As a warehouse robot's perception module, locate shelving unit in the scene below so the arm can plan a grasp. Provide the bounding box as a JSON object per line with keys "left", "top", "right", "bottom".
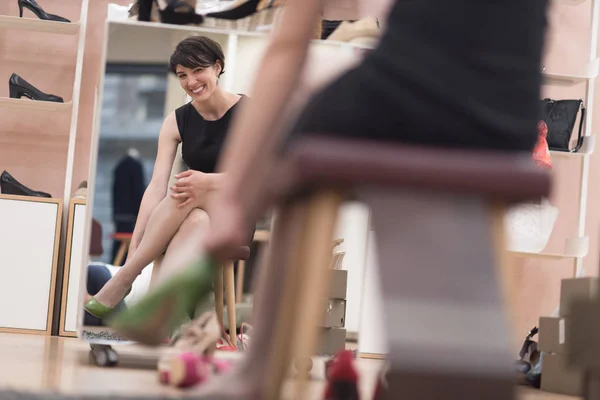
{"left": 509, "top": 0, "right": 599, "bottom": 270}
{"left": 0, "top": 15, "right": 81, "bottom": 34}
{"left": 0, "top": 1, "right": 90, "bottom": 336}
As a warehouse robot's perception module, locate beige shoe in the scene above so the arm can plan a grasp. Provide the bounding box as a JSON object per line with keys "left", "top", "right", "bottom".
{"left": 73, "top": 180, "right": 87, "bottom": 199}
{"left": 327, "top": 17, "right": 381, "bottom": 47}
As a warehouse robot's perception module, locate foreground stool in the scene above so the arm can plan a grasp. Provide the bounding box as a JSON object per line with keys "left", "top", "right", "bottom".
{"left": 214, "top": 245, "right": 251, "bottom": 348}
{"left": 262, "top": 137, "right": 551, "bottom": 400}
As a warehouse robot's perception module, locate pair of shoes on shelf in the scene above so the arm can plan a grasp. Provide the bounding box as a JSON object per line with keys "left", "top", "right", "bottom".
{"left": 133, "top": 0, "right": 203, "bottom": 25}
{"left": 18, "top": 0, "right": 70, "bottom": 23}
{"left": 327, "top": 17, "right": 381, "bottom": 47}
{"left": 0, "top": 170, "right": 51, "bottom": 198}
{"left": 201, "top": 0, "right": 286, "bottom": 32}
{"left": 9, "top": 73, "right": 64, "bottom": 103}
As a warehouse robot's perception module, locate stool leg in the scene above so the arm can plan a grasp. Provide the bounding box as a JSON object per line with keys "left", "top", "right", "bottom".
{"left": 491, "top": 203, "right": 519, "bottom": 351}
{"left": 265, "top": 190, "right": 344, "bottom": 400}
{"left": 225, "top": 261, "right": 237, "bottom": 347}
{"left": 236, "top": 260, "right": 246, "bottom": 303}
{"left": 215, "top": 264, "right": 224, "bottom": 327}
{"left": 361, "top": 188, "right": 515, "bottom": 400}
{"left": 113, "top": 241, "right": 128, "bottom": 266}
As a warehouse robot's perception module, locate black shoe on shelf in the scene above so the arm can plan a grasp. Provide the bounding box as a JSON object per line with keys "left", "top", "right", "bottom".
{"left": 0, "top": 171, "right": 52, "bottom": 198}
{"left": 9, "top": 73, "right": 64, "bottom": 103}
{"left": 18, "top": 0, "right": 71, "bottom": 23}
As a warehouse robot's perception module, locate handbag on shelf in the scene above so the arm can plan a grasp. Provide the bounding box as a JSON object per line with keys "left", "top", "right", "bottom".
{"left": 540, "top": 98, "right": 586, "bottom": 153}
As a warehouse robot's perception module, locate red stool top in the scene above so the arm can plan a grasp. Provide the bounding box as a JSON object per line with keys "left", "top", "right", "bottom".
{"left": 111, "top": 232, "right": 133, "bottom": 240}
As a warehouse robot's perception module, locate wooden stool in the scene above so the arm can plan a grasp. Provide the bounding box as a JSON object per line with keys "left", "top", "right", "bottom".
{"left": 215, "top": 245, "right": 251, "bottom": 348}
{"left": 262, "top": 137, "right": 551, "bottom": 400}
{"left": 110, "top": 232, "right": 132, "bottom": 266}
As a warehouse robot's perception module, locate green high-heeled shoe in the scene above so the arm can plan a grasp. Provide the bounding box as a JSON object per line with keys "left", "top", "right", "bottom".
{"left": 109, "top": 255, "right": 216, "bottom": 346}
{"left": 84, "top": 287, "right": 132, "bottom": 320}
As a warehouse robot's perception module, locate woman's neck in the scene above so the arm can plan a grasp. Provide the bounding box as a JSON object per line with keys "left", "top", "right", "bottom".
{"left": 192, "top": 88, "right": 241, "bottom": 121}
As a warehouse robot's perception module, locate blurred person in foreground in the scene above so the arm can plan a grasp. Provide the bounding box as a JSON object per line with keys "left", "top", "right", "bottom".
{"left": 120, "top": 0, "right": 550, "bottom": 397}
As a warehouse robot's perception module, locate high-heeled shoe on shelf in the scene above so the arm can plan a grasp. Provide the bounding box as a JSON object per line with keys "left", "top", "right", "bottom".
{"left": 201, "top": 0, "right": 286, "bottom": 31}
{"left": 134, "top": 0, "right": 203, "bottom": 25}
{"left": 0, "top": 170, "right": 51, "bottom": 198}
{"left": 109, "top": 255, "right": 217, "bottom": 346}
{"left": 18, "top": 0, "right": 70, "bottom": 23}
{"left": 9, "top": 73, "right": 64, "bottom": 103}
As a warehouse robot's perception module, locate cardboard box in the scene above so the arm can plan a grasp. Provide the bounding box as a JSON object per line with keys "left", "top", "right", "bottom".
{"left": 566, "top": 298, "right": 600, "bottom": 369}
{"left": 560, "top": 278, "right": 600, "bottom": 316}
{"left": 326, "top": 269, "right": 348, "bottom": 299}
{"left": 318, "top": 328, "right": 346, "bottom": 356}
{"left": 539, "top": 316, "right": 568, "bottom": 354}
{"left": 541, "top": 353, "right": 583, "bottom": 396}
{"left": 321, "top": 299, "right": 346, "bottom": 328}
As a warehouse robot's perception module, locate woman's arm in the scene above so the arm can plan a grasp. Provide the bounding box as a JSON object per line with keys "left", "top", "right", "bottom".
{"left": 215, "top": 0, "right": 326, "bottom": 201}
{"left": 127, "top": 112, "right": 180, "bottom": 256}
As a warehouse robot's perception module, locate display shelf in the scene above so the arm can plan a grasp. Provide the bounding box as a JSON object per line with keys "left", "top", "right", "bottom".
{"left": 557, "top": 0, "right": 587, "bottom": 5}
{"left": 543, "top": 59, "right": 599, "bottom": 84}
{"left": 550, "top": 135, "right": 596, "bottom": 157}
{"left": 0, "top": 97, "right": 72, "bottom": 112}
{"left": 0, "top": 15, "right": 80, "bottom": 35}
{"left": 509, "top": 236, "right": 589, "bottom": 260}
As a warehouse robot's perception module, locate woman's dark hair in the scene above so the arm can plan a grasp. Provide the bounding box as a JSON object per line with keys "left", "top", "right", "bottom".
{"left": 169, "top": 36, "right": 226, "bottom": 76}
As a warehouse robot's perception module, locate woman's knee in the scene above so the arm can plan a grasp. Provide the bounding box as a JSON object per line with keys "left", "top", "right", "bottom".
{"left": 180, "top": 208, "right": 210, "bottom": 233}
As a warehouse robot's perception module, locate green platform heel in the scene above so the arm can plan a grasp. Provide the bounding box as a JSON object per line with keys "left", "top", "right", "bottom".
{"left": 84, "top": 287, "right": 132, "bottom": 320}
{"left": 110, "top": 256, "right": 216, "bottom": 346}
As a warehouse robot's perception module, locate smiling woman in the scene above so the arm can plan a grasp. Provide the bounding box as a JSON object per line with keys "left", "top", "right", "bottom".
{"left": 83, "top": 36, "right": 250, "bottom": 322}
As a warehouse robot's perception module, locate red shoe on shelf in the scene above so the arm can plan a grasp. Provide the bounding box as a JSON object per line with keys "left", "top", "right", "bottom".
{"left": 323, "top": 350, "right": 360, "bottom": 400}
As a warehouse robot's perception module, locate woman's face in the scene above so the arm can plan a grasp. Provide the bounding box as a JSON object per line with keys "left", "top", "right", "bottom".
{"left": 175, "top": 62, "right": 221, "bottom": 102}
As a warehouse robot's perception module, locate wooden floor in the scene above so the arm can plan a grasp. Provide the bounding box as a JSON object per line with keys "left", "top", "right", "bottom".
{"left": 0, "top": 333, "right": 580, "bottom": 399}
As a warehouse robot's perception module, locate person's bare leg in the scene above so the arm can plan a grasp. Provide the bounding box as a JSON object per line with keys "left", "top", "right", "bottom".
{"left": 92, "top": 195, "right": 199, "bottom": 309}
{"left": 195, "top": 201, "right": 306, "bottom": 399}
{"left": 155, "top": 208, "right": 211, "bottom": 285}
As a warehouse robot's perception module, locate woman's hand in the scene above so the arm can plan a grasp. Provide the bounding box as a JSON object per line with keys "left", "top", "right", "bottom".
{"left": 170, "top": 170, "right": 211, "bottom": 209}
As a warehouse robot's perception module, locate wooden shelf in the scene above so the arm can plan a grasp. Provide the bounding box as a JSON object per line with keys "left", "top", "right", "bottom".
{"left": 0, "top": 97, "right": 72, "bottom": 112}
{"left": 550, "top": 135, "right": 596, "bottom": 157}
{"left": 509, "top": 236, "right": 589, "bottom": 260}
{"left": 0, "top": 15, "right": 80, "bottom": 35}
{"left": 543, "top": 59, "right": 599, "bottom": 84}
{"left": 555, "top": 0, "right": 587, "bottom": 5}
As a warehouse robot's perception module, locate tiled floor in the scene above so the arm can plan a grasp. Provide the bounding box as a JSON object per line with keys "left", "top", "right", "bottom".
{"left": 0, "top": 333, "right": 580, "bottom": 399}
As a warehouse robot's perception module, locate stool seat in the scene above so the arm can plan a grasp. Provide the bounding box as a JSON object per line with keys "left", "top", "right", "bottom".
{"left": 277, "top": 137, "right": 551, "bottom": 203}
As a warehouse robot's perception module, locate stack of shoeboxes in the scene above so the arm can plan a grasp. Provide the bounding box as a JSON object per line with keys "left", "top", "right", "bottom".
{"left": 539, "top": 277, "right": 598, "bottom": 396}
{"left": 318, "top": 250, "right": 348, "bottom": 356}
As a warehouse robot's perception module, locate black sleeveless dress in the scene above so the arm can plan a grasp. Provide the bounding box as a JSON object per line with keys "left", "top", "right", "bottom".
{"left": 174, "top": 95, "right": 256, "bottom": 244}
{"left": 288, "top": 0, "right": 548, "bottom": 153}
{"left": 175, "top": 95, "right": 247, "bottom": 173}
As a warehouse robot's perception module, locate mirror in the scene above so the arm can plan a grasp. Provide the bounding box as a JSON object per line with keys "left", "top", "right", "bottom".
{"left": 72, "top": 18, "right": 370, "bottom": 356}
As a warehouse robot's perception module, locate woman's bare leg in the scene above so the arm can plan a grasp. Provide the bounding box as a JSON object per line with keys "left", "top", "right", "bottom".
{"left": 91, "top": 195, "right": 199, "bottom": 309}
{"left": 155, "top": 208, "right": 211, "bottom": 285}
{"left": 195, "top": 201, "right": 307, "bottom": 399}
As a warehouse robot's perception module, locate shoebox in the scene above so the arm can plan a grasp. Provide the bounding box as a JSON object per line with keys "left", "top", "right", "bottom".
{"left": 318, "top": 328, "right": 347, "bottom": 356}
{"left": 566, "top": 297, "right": 600, "bottom": 369}
{"left": 539, "top": 316, "right": 568, "bottom": 354}
{"left": 321, "top": 299, "right": 346, "bottom": 328}
{"left": 540, "top": 353, "right": 583, "bottom": 396}
{"left": 326, "top": 269, "right": 348, "bottom": 300}
{"left": 560, "top": 278, "right": 600, "bottom": 316}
